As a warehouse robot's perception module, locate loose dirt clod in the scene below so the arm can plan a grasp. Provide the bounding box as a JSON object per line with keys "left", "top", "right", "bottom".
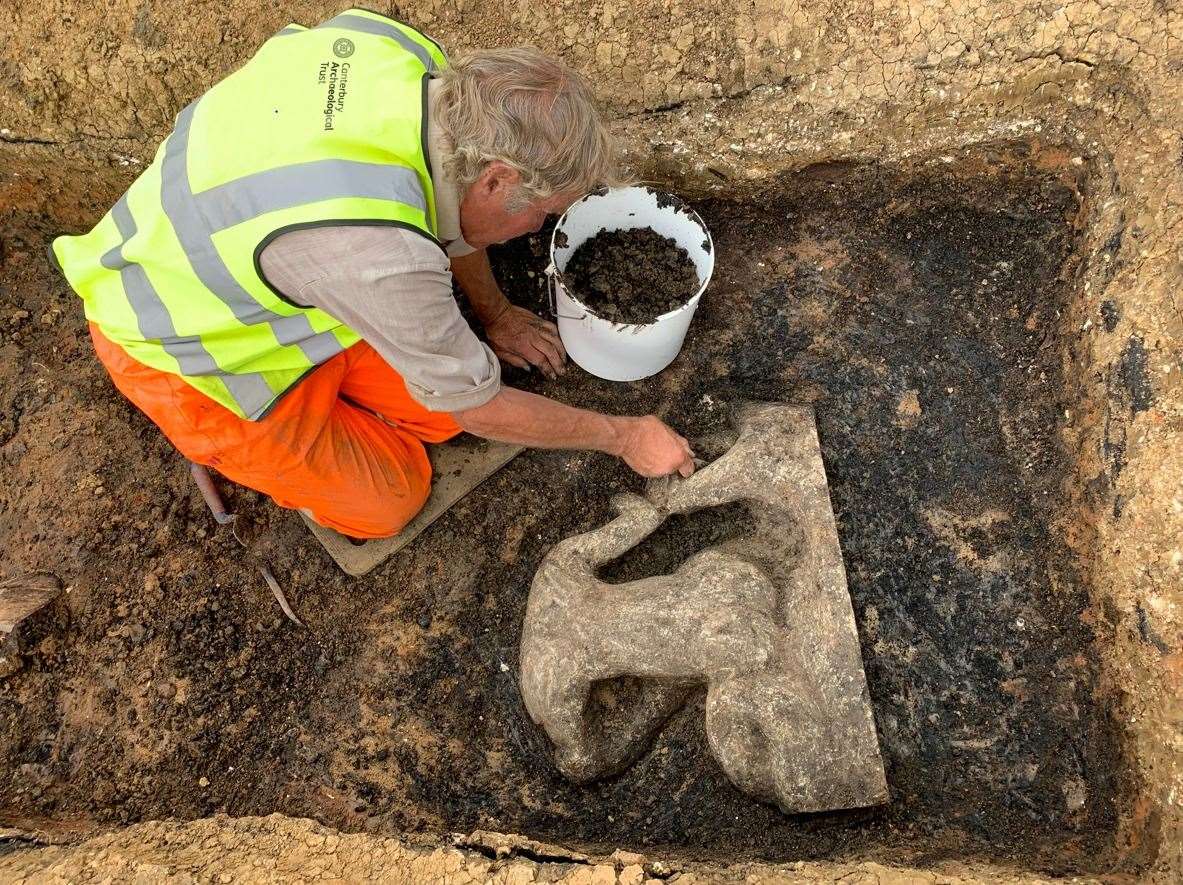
{"left": 563, "top": 227, "right": 700, "bottom": 324}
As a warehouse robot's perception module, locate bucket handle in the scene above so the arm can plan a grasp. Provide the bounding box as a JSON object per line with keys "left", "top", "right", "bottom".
{"left": 544, "top": 263, "right": 586, "bottom": 321}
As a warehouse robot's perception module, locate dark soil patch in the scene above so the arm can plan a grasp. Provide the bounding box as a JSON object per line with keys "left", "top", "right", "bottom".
{"left": 563, "top": 227, "right": 700, "bottom": 324}
{"left": 1117, "top": 335, "right": 1153, "bottom": 414}
{"left": 0, "top": 140, "right": 1123, "bottom": 874}
{"left": 596, "top": 500, "right": 755, "bottom": 584}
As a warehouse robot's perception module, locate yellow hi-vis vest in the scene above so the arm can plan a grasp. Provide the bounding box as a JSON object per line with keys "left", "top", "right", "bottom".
{"left": 51, "top": 9, "right": 447, "bottom": 420}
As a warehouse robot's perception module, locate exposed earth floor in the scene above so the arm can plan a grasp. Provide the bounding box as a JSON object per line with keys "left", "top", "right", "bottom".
{"left": 0, "top": 141, "right": 1127, "bottom": 876}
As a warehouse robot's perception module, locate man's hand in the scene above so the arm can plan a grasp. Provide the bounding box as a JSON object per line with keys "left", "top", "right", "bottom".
{"left": 616, "top": 415, "right": 696, "bottom": 478}
{"left": 451, "top": 388, "right": 696, "bottom": 479}
{"left": 449, "top": 250, "right": 567, "bottom": 379}
{"left": 485, "top": 305, "right": 567, "bottom": 379}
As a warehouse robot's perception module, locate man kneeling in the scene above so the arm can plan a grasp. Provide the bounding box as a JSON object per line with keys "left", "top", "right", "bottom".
{"left": 52, "top": 9, "right": 695, "bottom": 539}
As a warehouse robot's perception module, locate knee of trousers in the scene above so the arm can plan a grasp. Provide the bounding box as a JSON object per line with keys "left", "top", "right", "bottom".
{"left": 353, "top": 461, "right": 433, "bottom": 538}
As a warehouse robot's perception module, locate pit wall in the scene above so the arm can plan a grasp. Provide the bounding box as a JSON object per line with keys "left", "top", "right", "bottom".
{"left": 1, "top": 1, "right": 1179, "bottom": 882}
{"left": 0, "top": 814, "right": 1122, "bottom": 884}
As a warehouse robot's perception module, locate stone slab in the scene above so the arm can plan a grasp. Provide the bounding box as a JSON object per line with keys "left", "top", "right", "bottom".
{"left": 0, "top": 576, "right": 60, "bottom": 634}
{"left": 520, "top": 403, "right": 888, "bottom": 814}
{"left": 303, "top": 435, "right": 523, "bottom": 576}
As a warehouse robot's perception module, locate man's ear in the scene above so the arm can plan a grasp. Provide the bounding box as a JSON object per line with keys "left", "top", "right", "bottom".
{"left": 482, "top": 161, "right": 522, "bottom": 196}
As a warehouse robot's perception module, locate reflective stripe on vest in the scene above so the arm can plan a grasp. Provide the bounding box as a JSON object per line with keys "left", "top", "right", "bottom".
{"left": 52, "top": 9, "right": 447, "bottom": 420}
{"left": 311, "top": 13, "right": 442, "bottom": 72}
{"left": 99, "top": 194, "right": 277, "bottom": 408}
{"left": 163, "top": 99, "right": 350, "bottom": 370}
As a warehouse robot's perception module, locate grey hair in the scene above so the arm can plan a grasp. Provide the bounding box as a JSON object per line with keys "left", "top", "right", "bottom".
{"left": 432, "top": 47, "right": 625, "bottom": 204}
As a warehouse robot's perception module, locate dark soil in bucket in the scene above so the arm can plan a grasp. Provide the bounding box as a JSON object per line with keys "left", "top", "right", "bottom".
{"left": 563, "top": 227, "right": 700, "bottom": 324}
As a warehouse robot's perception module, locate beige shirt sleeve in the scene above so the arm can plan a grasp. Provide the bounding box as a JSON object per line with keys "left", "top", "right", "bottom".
{"left": 258, "top": 225, "right": 500, "bottom": 412}
{"left": 445, "top": 235, "right": 477, "bottom": 259}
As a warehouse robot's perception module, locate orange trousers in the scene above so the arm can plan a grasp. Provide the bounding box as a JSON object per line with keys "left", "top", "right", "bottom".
{"left": 90, "top": 324, "right": 461, "bottom": 538}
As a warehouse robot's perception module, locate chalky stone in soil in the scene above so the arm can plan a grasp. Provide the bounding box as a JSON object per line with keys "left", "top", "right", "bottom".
{"left": 564, "top": 227, "right": 700, "bottom": 324}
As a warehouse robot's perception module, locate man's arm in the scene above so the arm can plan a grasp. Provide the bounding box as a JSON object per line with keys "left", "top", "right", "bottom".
{"left": 452, "top": 386, "right": 695, "bottom": 478}
{"left": 260, "top": 226, "right": 503, "bottom": 412}
{"left": 450, "top": 248, "right": 567, "bottom": 379}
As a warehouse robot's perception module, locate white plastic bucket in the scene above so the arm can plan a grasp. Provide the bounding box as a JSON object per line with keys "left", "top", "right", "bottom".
{"left": 547, "top": 186, "right": 714, "bottom": 382}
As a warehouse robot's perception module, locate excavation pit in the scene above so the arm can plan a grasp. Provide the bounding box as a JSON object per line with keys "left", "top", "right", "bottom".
{"left": 0, "top": 140, "right": 1144, "bottom": 877}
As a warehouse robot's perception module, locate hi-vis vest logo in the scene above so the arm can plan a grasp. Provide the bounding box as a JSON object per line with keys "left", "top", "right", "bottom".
{"left": 332, "top": 37, "right": 355, "bottom": 58}
{"left": 317, "top": 57, "right": 351, "bottom": 130}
